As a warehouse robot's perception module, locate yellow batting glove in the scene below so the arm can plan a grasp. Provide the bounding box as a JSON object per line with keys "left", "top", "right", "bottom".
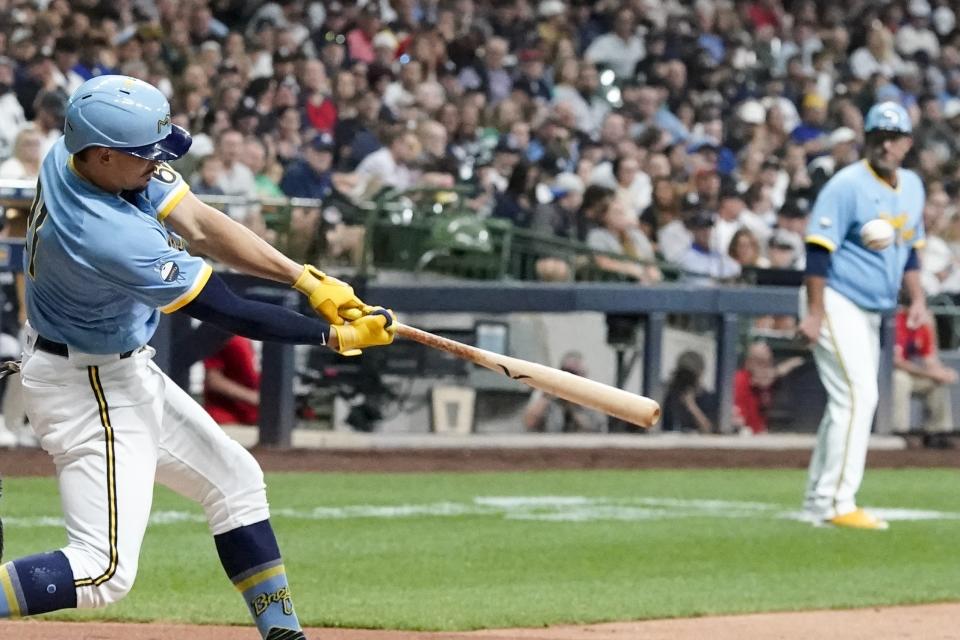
{"left": 293, "top": 264, "right": 373, "bottom": 325}
{"left": 331, "top": 308, "right": 397, "bottom": 356}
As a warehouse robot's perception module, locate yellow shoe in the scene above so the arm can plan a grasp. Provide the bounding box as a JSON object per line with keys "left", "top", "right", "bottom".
{"left": 829, "top": 509, "right": 889, "bottom": 530}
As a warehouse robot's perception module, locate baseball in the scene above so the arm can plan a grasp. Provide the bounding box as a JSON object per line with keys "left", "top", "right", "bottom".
{"left": 860, "top": 219, "right": 895, "bottom": 251}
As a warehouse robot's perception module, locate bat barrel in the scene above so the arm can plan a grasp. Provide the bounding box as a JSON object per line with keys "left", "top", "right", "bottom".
{"left": 395, "top": 323, "right": 661, "bottom": 428}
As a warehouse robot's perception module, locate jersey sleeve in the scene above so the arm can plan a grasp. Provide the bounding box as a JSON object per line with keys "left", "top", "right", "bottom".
{"left": 805, "top": 177, "right": 852, "bottom": 252}
{"left": 84, "top": 217, "right": 212, "bottom": 313}
{"left": 144, "top": 162, "right": 190, "bottom": 221}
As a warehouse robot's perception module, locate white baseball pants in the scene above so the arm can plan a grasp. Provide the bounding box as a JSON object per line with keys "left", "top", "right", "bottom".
{"left": 19, "top": 332, "right": 270, "bottom": 608}
{"left": 800, "top": 287, "right": 881, "bottom": 520}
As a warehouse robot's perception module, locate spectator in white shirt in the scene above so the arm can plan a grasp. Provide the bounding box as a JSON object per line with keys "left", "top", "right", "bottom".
{"left": 920, "top": 188, "right": 960, "bottom": 298}
{"left": 51, "top": 37, "right": 84, "bottom": 96}
{"left": 766, "top": 228, "right": 804, "bottom": 270}
{"left": 896, "top": 0, "right": 941, "bottom": 60}
{"left": 712, "top": 183, "right": 770, "bottom": 255}
{"left": 215, "top": 129, "right": 256, "bottom": 197}
{"left": 679, "top": 211, "right": 741, "bottom": 285}
{"left": 0, "top": 126, "right": 42, "bottom": 180}
{"left": 213, "top": 129, "right": 256, "bottom": 221}
{"left": 658, "top": 212, "right": 693, "bottom": 266}
{"left": 850, "top": 23, "right": 905, "bottom": 81}
{"left": 611, "top": 154, "right": 652, "bottom": 223}
{"left": 0, "top": 57, "right": 26, "bottom": 161}
{"left": 351, "top": 128, "right": 422, "bottom": 193}
{"left": 552, "top": 59, "right": 608, "bottom": 135}
{"left": 584, "top": 7, "right": 645, "bottom": 80}
{"left": 457, "top": 37, "right": 513, "bottom": 105}
{"left": 586, "top": 198, "right": 661, "bottom": 283}
{"left": 30, "top": 91, "right": 65, "bottom": 161}
{"left": 383, "top": 59, "right": 422, "bottom": 114}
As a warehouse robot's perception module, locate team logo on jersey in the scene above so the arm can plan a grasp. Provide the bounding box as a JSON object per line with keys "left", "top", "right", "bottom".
{"left": 152, "top": 162, "right": 177, "bottom": 184}
{"left": 159, "top": 261, "right": 181, "bottom": 282}
{"left": 878, "top": 212, "right": 912, "bottom": 245}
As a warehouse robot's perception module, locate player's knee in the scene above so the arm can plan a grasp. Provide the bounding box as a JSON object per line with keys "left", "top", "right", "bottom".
{"left": 85, "top": 572, "right": 137, "bottom": 608}
{"left": 66, "top": 545, "right": 138, "bottom": 609}
{"left": 205, "top": 443, "right": 269, "bottom": 534}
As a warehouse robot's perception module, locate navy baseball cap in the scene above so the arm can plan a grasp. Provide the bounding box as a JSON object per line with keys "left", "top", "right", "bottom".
{"left": 864, "top": 102, "right": 912, "bottom": 135}
{"left": 685, "top": 210, "right": 715, "bottom": 229}
{"left": 309, "top": 133, "right": 335, "bottom": 152}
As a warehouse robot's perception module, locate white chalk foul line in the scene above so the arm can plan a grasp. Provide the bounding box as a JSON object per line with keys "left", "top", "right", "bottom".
{"left": 6, "top": 497, "right": 960, "bottom": 528}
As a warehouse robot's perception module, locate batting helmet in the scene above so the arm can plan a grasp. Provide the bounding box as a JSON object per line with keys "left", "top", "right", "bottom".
{"left": 864, "top": 102, "right": 912, "bottom": 135}
{"left": 64, "top": 75, "right": 192, "bottom": 161}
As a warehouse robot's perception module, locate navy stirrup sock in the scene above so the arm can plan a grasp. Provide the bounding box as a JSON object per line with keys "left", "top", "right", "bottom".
{"left": 215, "top": 520, "right": 304, "bottom": 640}
{"left": 0, "top": 551, "right": 77, "bottom": 617}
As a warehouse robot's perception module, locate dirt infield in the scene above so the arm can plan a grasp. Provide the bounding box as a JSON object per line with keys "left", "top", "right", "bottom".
{"left": 1, "top": 444, "right": 958, "bottom": 477}
{"left": 1, "top": 602, "right": 958, "bottom": 639}
{"left": 2, "top": 444, "right": 958, "bottom": 639}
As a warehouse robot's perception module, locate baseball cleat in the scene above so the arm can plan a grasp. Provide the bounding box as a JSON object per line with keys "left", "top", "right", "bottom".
{"left": 829, "top": 508, "right": 889, "bottom": 530}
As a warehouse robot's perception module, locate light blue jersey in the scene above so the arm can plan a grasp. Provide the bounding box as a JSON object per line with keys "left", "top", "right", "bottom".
{"left": 25, "top": 138, "right": 212, "bottom": 354}
{"left": 805, "top": 160, "right": 925, "bottom": 311}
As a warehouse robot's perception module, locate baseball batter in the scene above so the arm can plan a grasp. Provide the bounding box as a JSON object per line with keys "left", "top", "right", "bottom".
{"left": 799, "top": 102, "right": 928, "bottom": 530}
{"left": 0, "top": 75, "right": 396, "bottom": 639}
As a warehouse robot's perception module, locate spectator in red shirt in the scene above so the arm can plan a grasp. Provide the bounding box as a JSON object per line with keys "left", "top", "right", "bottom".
{"left": 204, "top": 336, "right": 261, "bottom": 426}
{"left": 734, "top": 341, "right": 804, "bottom": 434}
{"left": 347, "top": 5, "right": 381, "bottom": 65}
{"left": 892, "top": 309, "right": 957, "bottom": 447}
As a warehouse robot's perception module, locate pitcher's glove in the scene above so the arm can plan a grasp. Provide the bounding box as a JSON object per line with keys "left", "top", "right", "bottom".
{"left": 293, "top": 265, "right": 373, "bottom": 325}
{"left": 331, "top": 308, "right": 396, "bottom": 356}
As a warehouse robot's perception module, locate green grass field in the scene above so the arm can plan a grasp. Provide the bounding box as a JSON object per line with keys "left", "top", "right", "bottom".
{"left": 3, "top": 469, "right": 959, "bottom": 630}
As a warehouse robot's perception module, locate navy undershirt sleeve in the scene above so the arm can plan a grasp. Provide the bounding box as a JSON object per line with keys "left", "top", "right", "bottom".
{"left": 804, "top": 243, "right": 831, "bottom": 278}
{"left": 180, "top": 273, "right": 330, "bottom": 346}
{"left": 904, "top": 247, "right": 919, "bottom": 272}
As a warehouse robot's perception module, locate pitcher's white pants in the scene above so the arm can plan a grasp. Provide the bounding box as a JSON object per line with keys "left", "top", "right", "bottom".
{"left": 800, "top": 287, "right": 881, "bottom": 520}
{"left": 19, "top": 337, "right": 270, "bottom": 609}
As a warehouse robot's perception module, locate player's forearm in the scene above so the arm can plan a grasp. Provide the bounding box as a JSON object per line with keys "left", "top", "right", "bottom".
{"left": 901, "top": 269, "right": 926, "bottom": 307}
{"left": 181, "top": 273, "right": 338, "bottom": 349}
{"left": 191, "top": 206, "right": 302, "bottom": 284}
{"left": 804, "top": 276, "right": 827, "bottom": 316}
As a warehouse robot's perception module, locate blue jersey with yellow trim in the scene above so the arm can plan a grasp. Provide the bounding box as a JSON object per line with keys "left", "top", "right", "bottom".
{"left": 24, "top": 138, "right": 212, "bottom": 354}
{"left": 804, "top": 160, "right": 925, "bottom": 311}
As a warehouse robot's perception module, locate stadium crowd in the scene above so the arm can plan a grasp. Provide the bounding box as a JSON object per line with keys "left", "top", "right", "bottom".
{"left": 3, "top": 0, "right": 960, "bottom": 291}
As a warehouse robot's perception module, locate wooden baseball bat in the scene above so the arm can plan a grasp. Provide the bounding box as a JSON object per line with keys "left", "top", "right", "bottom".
{"left": 395, "top": 323, "right": 661, "bottom": 428}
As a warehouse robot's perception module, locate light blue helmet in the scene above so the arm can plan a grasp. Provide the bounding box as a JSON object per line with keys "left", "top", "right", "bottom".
{"left": 864, "top": 101, "right": 912, "bottom": 135}
{"left": 64, "top": 75, "right": 192, "bottom": 161}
